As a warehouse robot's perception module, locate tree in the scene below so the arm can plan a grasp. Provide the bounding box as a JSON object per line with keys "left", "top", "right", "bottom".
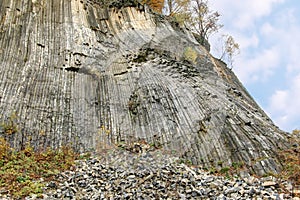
{"left": 189, "top": 0, "right": 223, "bottom": 42}
{"left": 165, "top": 0, "right": 239, "bottom": 68}
{"left": 164, "top": 0, "right": 222, "bottom": 45}
{"left": 219, "top": 34, "right": 240, "bottom": 69}
{"left": 166, "top": 0, "right": 190, "bottom": 16}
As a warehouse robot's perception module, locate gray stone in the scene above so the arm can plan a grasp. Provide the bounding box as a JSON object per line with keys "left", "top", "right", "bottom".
{"left": 262, "top": 181, "right": 278, "bottom": 187}
{"left": 127, "top": 175, "right": 136, "bottom": 179}
{"left": 225, "top": 187, "right": 240, "bottom": 195}
{"left": 204, "top": 176, "right": 215, "bottom": 183}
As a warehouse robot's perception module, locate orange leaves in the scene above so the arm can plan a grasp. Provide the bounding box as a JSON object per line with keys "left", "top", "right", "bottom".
{"left": 142, "top": 0, "right": 164, "bottom": 13}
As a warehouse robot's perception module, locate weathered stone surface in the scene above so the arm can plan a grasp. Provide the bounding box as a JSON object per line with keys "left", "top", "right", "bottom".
{"left": 0, "top": 0, "right": 289, "bottom": 174}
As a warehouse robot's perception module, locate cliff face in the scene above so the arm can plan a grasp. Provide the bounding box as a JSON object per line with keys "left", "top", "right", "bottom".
{"left": 0, "top": 0, "right": 289, "bottom": 175}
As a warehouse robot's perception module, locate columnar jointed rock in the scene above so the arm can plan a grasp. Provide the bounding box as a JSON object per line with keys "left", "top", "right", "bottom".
{"left": 0, "top": 0, "right": 289, "bottom": 174}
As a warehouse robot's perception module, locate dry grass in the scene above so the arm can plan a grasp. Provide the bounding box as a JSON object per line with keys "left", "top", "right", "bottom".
{"left": 278, "top": 129, "right": 300, "bottom": 196}
{"left": 0, "top": 137, "right": 77, "bottom": 198}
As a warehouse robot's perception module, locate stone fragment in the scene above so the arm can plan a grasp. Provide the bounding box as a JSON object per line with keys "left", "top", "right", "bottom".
{"left": 262, "top": 181, "right": 277, "bottom": 187}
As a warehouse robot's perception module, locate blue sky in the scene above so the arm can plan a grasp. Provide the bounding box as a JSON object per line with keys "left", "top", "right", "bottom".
{"left": 209, "top": 0, "right": 300, "bottom": 132}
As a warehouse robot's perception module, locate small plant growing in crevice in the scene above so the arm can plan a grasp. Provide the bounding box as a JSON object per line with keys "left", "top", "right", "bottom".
{"left": 178, "top": 158, "right": 193, "bottom": 166}
{"left": 231, "top": 161, "right": 244, "bottom": 170}
{"left": 202, "top": 160, "right": 245, "bottom": 179}
{"left": 209, "top": 167, "right": 217, "bottom": 174}
{"left": 217, "top": 160, "right": 223, "bottom": 166}
{"left": 219, "top": 166, "right": 230, "bottom": 174}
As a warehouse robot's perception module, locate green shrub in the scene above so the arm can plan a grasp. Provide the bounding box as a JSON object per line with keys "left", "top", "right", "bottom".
{"left": 231, "top": 162, "right": 244, "bottom": 169}
{"left": 219, "top": 167, "right": 230, "bottom": 174}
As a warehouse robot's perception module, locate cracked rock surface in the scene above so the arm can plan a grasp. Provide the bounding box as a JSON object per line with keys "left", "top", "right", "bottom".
{"left": 0, "top": 0, "right": 290, "bottom": 175}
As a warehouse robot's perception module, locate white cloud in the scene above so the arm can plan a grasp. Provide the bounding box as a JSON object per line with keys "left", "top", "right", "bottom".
{"left": 234, "top": 46, "right": 280, "bottom": 83}
{"left": 260, "top": 23, "right": 275, "bottom": 36}
{"left": 212, "top": 1, "right": 300, "bottom": 84}
{"left": 239, "top": 34, "right": 260, "bottom": 49}
{"left": 268, "top": 74, "right": 300, "bottom": 131}
{"left": 259, "top": 13, "right": 300, "bottom": 75}
{"left": 209, "top": 0, "right": 287, "bottom": 84}
{"left": 210, "top": 0, "right": 286, "bottom": 30}
{"left": 209, "top": 0, "right": 300, "bottom": 131}
{"left": 269, "top": 90, "right": 288, "bottom": 113}
{"left": 284, "top": 29, "right": 300, "bottom": 74}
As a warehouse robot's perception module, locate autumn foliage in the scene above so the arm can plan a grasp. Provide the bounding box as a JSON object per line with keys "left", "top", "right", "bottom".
{"left": 142, "top": 0, "right": 164, "bottom": 13}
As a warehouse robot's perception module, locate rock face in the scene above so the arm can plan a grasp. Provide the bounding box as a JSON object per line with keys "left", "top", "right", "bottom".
{"left": 0, "top": 0, "right": 289, "bottom": 175}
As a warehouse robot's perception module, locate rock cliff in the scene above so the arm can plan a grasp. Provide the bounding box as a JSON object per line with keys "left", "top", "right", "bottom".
{"left": 0, "top": 0, "right": 289, "bottom": 175}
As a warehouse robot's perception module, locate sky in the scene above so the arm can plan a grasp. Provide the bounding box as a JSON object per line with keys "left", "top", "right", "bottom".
{"left": 208, "top": 0, "right": 300, "bottom": 132}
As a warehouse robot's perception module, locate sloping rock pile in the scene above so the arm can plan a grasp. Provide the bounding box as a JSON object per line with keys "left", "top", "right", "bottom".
{"left": 16, "top": 147, "right": 298, "bottom": 200}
